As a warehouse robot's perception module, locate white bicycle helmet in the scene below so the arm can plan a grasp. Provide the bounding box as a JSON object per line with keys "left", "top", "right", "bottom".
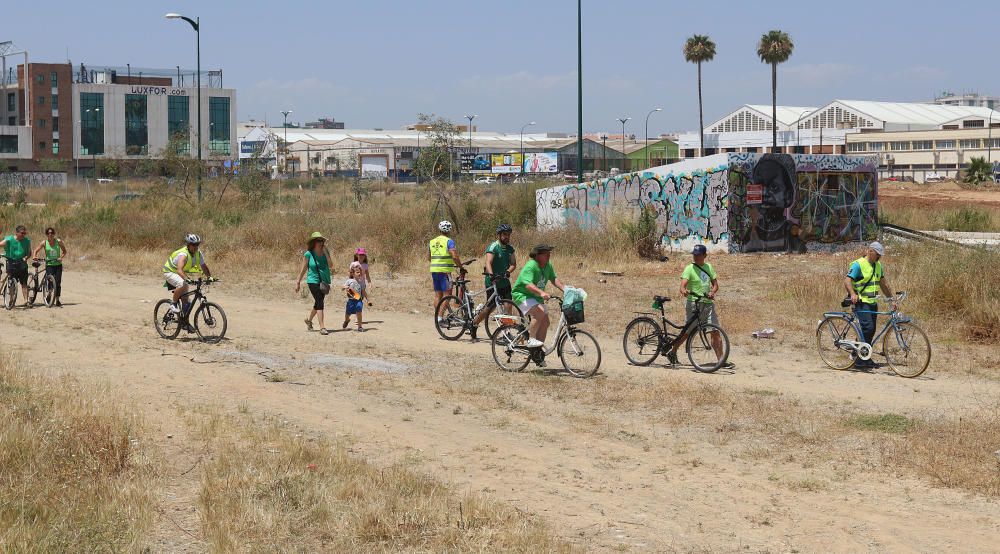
{"left": 185, "top": 233, "right": 202, "bottom": 245}
{"left": 438, "top": 220, "right": 453, "bottom": 233}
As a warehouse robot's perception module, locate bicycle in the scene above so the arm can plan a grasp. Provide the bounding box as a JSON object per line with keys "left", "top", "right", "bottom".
{"left": 26, "top": 258, "right": 57, "bottom": 308}
{"left": 622, "top": 293, "right": 731, "bottom": 373}
{"left": 816, "top": 291, "right": 930, "bottom": 378}
{"left": 491, "top": 296, "right": 601, "bottom": 378}
{"left": 153, "top": 277, "right": 228, "bottom": 343}
{"left": 435, "top": 259, "right": 524, "bottom": 340}
{"left": 1, "top": 255, "right": 21, "bottom": 311}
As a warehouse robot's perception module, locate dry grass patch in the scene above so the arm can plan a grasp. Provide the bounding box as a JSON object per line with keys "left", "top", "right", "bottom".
{"left": 190, "top": 408, "right": 571, "bottom": 553}
{"left": 0, "top": 353, "right": 154, "bottom": 551}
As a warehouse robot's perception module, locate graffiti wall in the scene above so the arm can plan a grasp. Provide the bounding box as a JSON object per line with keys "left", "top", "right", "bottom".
{"left": 0, "top": 172, "right": 68, "bottom": 189}
{"left": 536, "top": 153, "right": 878, "bottom": 253}
{"left": 536, "top": 154, "right": 732, "bottom": 252}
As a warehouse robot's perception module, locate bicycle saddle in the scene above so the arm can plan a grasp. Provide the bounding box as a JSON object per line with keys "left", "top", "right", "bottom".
{"left": 654, "top": 295, "right": 671, "bottom": 303}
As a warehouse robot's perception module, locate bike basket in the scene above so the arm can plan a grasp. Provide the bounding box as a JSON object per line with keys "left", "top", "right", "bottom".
{"left": 562, "top": 300, "right": 585, "bottom": 324}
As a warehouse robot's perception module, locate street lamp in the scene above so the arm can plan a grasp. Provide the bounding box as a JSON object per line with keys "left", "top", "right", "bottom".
{"left": 617, "top": 117, "right": 630, "bottom": 172}
{"left": 988, "top": 109, "right": 995, "bottom": 165}
{"left": 465, "top": 114, "right": 477, "bottom": 149}
{"left": 520, "top": 121, "right": 536, "bottom": 174}
{"left": 600, "top": 134, "right": 608, "bottom": 173}
{"left": 576, "top": 0, "right": 583, "bottom": 183}
{"left": 165, "top": 12, "right": 202, "bottom": 201}
{"left": 281, "top": 110, "right": 292, "bottom": 175}
{"left": 644, "top": 107, "right": 662, "bottom": 169}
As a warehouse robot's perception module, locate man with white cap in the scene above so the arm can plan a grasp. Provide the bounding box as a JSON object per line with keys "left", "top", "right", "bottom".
{"left": 844, "top": 241, "right": 895, "bottom": 369}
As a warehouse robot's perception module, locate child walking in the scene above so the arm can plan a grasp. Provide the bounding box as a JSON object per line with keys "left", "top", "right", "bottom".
{"left": 343, "top": 264, "right": 367, "bottom": 332}
{"left": 353, "top": 248, "right": 373, "bottom": 306}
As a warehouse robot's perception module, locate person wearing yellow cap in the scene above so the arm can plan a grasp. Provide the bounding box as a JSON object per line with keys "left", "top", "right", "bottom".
{"left": 295, "top": 231, "right": 332, "bottom": 335}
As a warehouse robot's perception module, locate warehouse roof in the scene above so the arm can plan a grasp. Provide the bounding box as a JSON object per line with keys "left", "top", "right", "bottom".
{"left": 822, "top": 100, "right": 997, "bottom": 127}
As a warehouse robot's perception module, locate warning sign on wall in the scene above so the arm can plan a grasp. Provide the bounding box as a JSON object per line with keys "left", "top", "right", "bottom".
{"left": 747, "top": 183, "right": 763, "bottom": 205}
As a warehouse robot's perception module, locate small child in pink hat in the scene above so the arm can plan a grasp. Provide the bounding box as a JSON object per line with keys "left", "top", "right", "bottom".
{"left": 352, "top": 248, "right": 373, "bottom": 306}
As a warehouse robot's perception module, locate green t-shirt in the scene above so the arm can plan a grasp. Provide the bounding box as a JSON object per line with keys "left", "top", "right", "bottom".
{"left": 484, "top": 240, "right": 514, "bottom": 288}
{"left": 4, "top": 235, "right": 30, "bottom": 261}
{"left": 304, "top": 251, "right": 331, "bottom": 284}
{"left": 681, "top": 262, "right": 717, "bottom": 303}
{"left": 512, "top": 259, "right": 557, "bottom": 304}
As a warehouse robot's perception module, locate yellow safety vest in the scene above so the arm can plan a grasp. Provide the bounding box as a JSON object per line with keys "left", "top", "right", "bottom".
{"left": 163, "top": 246, "right": 204, "bottom": 274}
{"left": 429, "top": 235, "right": 455, "bottom": 273}
{"left": 851, "top": 257, "right": 882, "bottom": 304}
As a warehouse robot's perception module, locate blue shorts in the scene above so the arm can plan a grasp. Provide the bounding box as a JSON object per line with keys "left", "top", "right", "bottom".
{"left": 432, "top": 272, "right": 451, "bottom": 292}
{"left": 346, "top": 298, "right": 363, "bottom": 315}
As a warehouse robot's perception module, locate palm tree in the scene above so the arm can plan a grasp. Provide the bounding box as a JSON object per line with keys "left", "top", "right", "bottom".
{"left": 684, "top": 35, "right": 716, "bottom": 157}
{"left": 964, "top": 156, "right": 993, "bottom": 185}
{"left": 757, "top": 30, "right": 794, "bottom": 151}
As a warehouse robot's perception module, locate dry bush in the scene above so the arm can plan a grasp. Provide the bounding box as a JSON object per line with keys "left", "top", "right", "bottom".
{"left": 899, "top": 408, "right": 1000, "bottom": 495}
{"left": 0, "top": 353, "right": 154, "bottom": 551}
{"left": 195, "top": 410, "right": 571, "bottom": 553}
{"left": 880, "top": 204, "right": 1000, "bottom": 233}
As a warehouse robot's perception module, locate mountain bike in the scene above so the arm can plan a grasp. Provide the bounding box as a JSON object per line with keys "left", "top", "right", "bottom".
{"left": 816, "top": 291, "right": 930, "bottom": 378}
{"left": 491, "top": 296, "right": 601, "bottom": 378}
{"left": 435, "top": 260, "right": 523, "bottom": 340}
{"left": 2, "top": 255, "right": 21, "bottom": 310}
{"left": 153, "top": 277, "right": 228, "bottom": 343}
{"left": 26, "top": 259, "right": 57, "bottom": 307}
{"left": 622, "top": 293, "right": 731, "bottom": 373}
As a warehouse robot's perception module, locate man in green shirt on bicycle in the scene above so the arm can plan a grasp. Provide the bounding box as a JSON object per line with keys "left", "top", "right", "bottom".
{"left": 470, "top": 224, "right": 517, "bottom": 337}
{"left": 512, "top": 244, "right": 565, "bottom": 349}
{"left": 0, "top": 225, "right": 31, "bottom": 306}
{"left": 667, "top": 244, "right": 729, "bottom": 367}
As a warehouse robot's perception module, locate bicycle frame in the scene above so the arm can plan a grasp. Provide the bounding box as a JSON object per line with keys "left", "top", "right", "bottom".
{"left": 452, "top": 273, "right": 512, "bottom": 323}
{"left": 822, "top": 301, "right": 913, "bottom": 355}
{"left": 174, "top": 280, "right": 212, "bottom": 317}
{"left": 638, "top": 297, "right": 714, "bottom": 350}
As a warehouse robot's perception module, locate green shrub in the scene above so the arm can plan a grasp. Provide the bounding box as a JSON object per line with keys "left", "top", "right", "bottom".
{"left": 943, "top": 207, "right": 992, "bottom": 232}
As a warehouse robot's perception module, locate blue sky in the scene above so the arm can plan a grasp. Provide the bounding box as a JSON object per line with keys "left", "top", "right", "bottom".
{"left": 7, "top": 0, "right": 993, "bottom": 135}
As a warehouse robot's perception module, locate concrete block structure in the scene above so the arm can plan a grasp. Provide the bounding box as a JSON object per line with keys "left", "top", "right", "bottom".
{"left": 536, "top": 153, "right": 878, "bottom": 253}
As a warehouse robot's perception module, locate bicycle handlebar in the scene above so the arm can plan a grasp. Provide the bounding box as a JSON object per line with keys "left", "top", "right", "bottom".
{"left": 186, "top": 277, "right": 220, "bottom": 285}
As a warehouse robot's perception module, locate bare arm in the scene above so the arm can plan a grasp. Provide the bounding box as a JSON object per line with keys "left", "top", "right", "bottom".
{"left": 880, "top": 276, "right": 894, "bottom": 298}
{"left": 58, "top": 239, "right": 67, "bottom": 259}
{"left": 680, "top": 278, "right": 690, "bottom": 298}
{"left": 708, "top": 278, "right": 719, "bottom": 300}
{"left": 448, "top": 247, "right": 462, "bottom": 271}
{"left": 32, "top": 244, "right": 44, "bottom": 259}
{"left": 844, "top": 276, "right": 858, "bottom": 303}
{"left": 484, "top": 252, "right": 495, "bottom": 277}
{"left": 201, "top": 262, "right": 212, "bottom": 279}
{"left": 553, "top": 278, "right": 566, "bottom": 292}
{"left": 295, "top": 256, "right": 308, "bottom": 292}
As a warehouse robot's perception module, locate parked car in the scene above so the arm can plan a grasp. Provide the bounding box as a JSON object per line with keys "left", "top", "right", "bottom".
{"left": 924, "top": 172, "right": 947, "bottom": 183}
{"left": 473, "top": 175, "right": 496, "bottom": 185}
{"left": 96, "top": 178, "right": 115, "bottom": 184}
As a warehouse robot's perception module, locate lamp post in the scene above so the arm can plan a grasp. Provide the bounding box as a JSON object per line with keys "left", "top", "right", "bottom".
{"left": 465, "top": 114, "right": 477, "bottom": 149}
{"left": 281, "top": 110, "right": 292, "bottom": 175}
{"left": 644, "top": 107, "right": 662, "bottom": 169}
{"left": 617, "top": 117, "right": 630, "bottom": 172}
{"left": 165, "top": 13, "right": 202, "bottom": 201}
{"left": 576, "top": 0, "right": 583, "bottom": 183}
{"left": 415, "top": 129, "right": 421, "bottom": 185}
{"left": 601, "top": 134, "right": 608, "bottom": 173}
{"left": 520, "top": 121, "right": 535, "bottom": 174}
{"left": 988, "top": 109, "right": 995, "bottom": 165}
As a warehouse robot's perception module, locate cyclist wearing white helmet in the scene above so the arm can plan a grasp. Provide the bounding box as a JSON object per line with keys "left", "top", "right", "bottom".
{"left": 163, "top": 233, "right": 212, "bottom": 314}
{"left": 429, "top": 220, "right": 461, "bottom": 322}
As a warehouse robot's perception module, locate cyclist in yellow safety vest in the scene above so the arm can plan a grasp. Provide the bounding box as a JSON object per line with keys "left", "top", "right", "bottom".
{"left": 163, "top": 233, "right": 213, "bottom": 315}
{"left": 429, "top": 220, "right": 462, "bottom": 323}
{"left": 843, "top": 241, "right": 895, "bottom": 369}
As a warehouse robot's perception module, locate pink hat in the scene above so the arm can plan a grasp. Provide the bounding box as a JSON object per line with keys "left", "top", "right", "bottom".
{"left": 355, "top": 247, "right": 367, "bottom": 255}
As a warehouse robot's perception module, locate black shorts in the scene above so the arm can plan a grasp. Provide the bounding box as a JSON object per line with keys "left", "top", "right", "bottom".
{"left": 307, "top": 282, "right": 326, "bottom": 311}
{"left": 488, "top": 282, "right": 512, "bottom": 305}
{"left": 6, "top": 260, "right": 27, "bottom": 285}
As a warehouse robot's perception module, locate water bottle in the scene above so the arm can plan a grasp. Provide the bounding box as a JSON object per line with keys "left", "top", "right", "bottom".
{"left": 474, "top": 303, "right": 484, "bottom": 314}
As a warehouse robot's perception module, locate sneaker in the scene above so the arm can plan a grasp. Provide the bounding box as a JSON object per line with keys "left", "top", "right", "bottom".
{"left": 356, "top": 326, "right": 364, "bottom": 333}
{"left": 666, "top": 350, "right": 679, "bottom": 365}
{"left": 55, "top": 300, "right": 62, "bottom": 307}
{"left": 304, "top": 318, "right": 314, "bottom": 331}
{"left": 469, "top": 326, "right": 478, "bottom": 341}
{"left": 319, "top": 328, "right": 329, "bottom": 335}
{"left": 343, "top": 320, "right": 349, "bottom": 329}
{"left": 169, "top": 303, "right": 181, "bottom": 314}
{"left": 525, "top": 338, "right": 544, "bottom": 349}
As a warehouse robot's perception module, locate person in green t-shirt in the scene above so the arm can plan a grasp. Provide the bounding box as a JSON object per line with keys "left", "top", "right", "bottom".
{"left": 470, "top": 224, "right": 517, "bottom": 333}
{"left": 512, "top": 244, "right": 565, "bottom": 348}
{"left": 0, "top": 225, "right": 31, "bottom": 306}
{"left": 32, "top": 227, "right": 67, "bottom": 306}
{"left": 295, "top": 231, "right": 333, "bottom": 335}
{"left": 667, "top": 244, "right": 730, "bottom": 367}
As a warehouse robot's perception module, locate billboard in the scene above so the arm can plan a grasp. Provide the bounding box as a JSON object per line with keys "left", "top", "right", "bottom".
{"left": 461, "top": 153, "right": 492, "bottom": 173}
{"left": 523, "top": 152, "right": 559, "bottom": 174}
{"left": 491, "top": 153, "right": 523, "bottom": 174}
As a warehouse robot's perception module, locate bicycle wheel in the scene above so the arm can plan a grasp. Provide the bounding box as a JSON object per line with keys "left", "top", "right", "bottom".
{"left": 435, "top": 295, "right": 468, "bottom": 340}
{"left": 153, "top": 299, "right": 182, "bottom": 339}
{"left": 42, "top": 274, "right": 57, "bottom": 307}
{"left": 623, "top": 316, "right": 663, "bottom": 366}
{"left": 491, "top": 324, "right": 531, "bottom": 372}
{"left": 26, "top": 274, "right": 39, "bottom": 306}
{"left": 816, "top": 315, "right": 861, "bottom": 371}
{"left": 3, "top": 277, "right": 17, "bottom": 310}
{"left": 484, "top": 299, "right": 524, "bottom": 338}
{"left": 882, "top": 322, "right": 931, "bottom": 378}
{"left": 686, "top": 323, "right": 730, "bottom": 373}
{"left": 559, "top": 328, "right": 602, "bottom": 378}
{"left": 194, "top": 301, "right": 228, "bottom": 343}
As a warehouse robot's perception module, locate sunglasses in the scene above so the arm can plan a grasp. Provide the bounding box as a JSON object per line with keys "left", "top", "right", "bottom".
{"left": 46, "top": 231, "right": 55, "bottom": 235}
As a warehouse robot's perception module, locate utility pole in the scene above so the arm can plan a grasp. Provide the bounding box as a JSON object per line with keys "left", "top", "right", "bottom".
{"left": 617, "top": 117, "right": 630, "bottom": 172}
{"left": 576, "top": 0, "right": 583, "bottom": 183}
{"left": 644, "top": 107, "right": 661, "bottom": 168}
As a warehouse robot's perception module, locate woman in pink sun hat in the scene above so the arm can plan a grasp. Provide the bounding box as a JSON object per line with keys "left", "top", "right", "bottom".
{"left": 352, "top": 248, "right": 373, "bottom": 306}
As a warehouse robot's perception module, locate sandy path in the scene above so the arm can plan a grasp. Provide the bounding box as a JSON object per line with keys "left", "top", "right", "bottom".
{"left": 4, "top": 269, "right": 1000, "bottom": 551}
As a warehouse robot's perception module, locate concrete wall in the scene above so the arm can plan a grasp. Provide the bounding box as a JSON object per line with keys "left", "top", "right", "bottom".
{"left": 0, "top": 125, "right": 33, "bottom": 159}
{"left": 536, "top": 153, "right": 878, "bottom": 253}
{"left": 0, "top": 171, "right": 66, "bottom": 188}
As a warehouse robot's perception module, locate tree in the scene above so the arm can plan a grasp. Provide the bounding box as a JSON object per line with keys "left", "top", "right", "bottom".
{"left": 757, "top": 30, "right": 794, "bottom": 150}
{"left": 683, "top": 34, "right": 716, "bottom": 157}
{"left": 413, "top": 113, "right": 460, "bottom": 182}
{"left": 964, "top": 156, "right": 993, "bottom": 185}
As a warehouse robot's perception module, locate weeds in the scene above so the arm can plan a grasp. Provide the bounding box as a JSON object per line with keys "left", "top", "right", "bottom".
{"left": 846, "top": 413, "right": 915, "bottom": 434}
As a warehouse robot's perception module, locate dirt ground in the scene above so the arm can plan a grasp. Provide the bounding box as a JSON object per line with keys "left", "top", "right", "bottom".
{"left": 880, "top": 180, "right": 1000, "bottom": 209}
{"left": 4, "top": 267, "right": 1000, "bottom": 552}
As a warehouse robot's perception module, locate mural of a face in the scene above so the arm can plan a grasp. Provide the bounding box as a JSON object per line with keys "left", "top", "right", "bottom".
{"left": 750, "top": 154, "right": 797, "bottom": 244}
